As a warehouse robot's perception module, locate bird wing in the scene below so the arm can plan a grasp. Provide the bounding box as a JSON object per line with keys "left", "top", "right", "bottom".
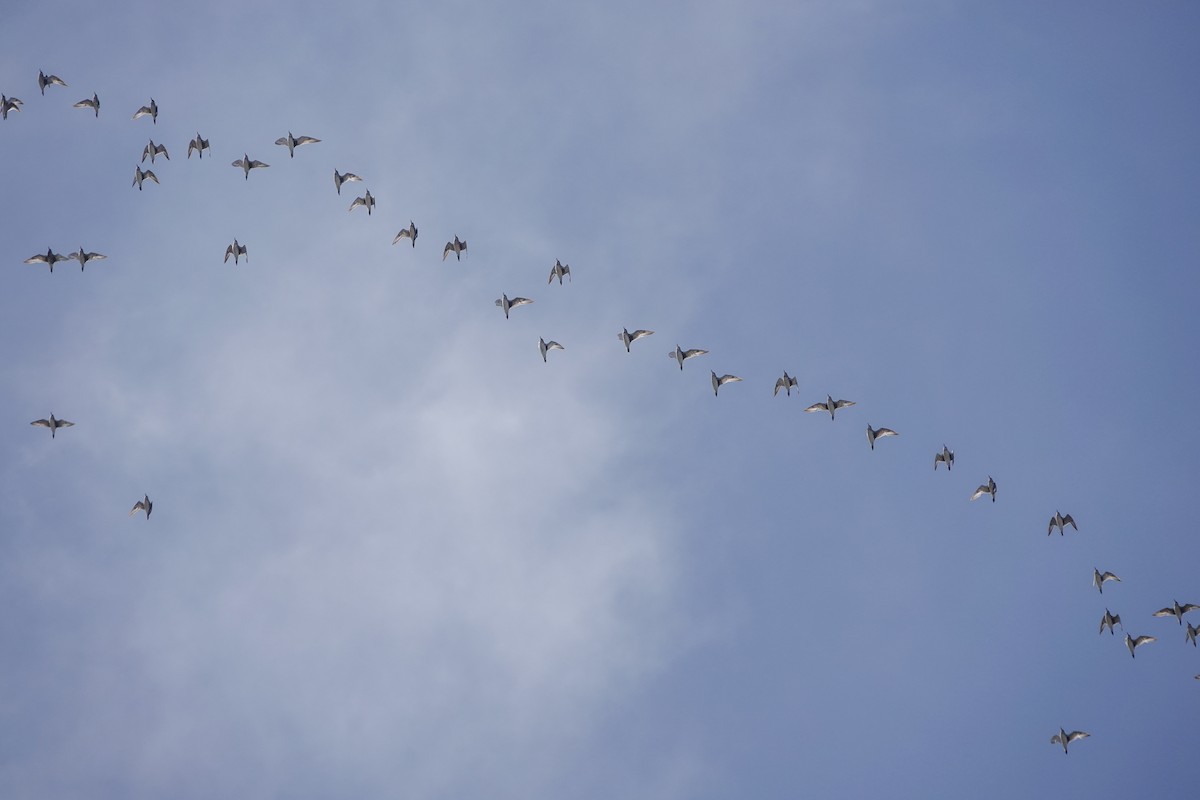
{"left": 30, "top": 419, "right": 50, "bottom": 428}
{"left": 774, "top": 378, "right": 786, "bottom": 395}
{"left": 249, "top": 160, "right": 269, "bottom": 169}
{"left": 129, "top": 500, "right": 146, "bottom": 515}
{"left": 1063, "top": 514, "right": 1077, "bottom": 530}
{"left": 23, "top": 254, "right": 48, "bottom": 264}
{"left": 683, "top": 349, "right": 709, "bottom": 359}
{"left": 1066, "top": 732, "right": 1089, "bottom": 743}
{"left": 144, "top": 170, "right": 159, "bottom": 184}
{"left": 832, "top": 399, "right": 856, "bottom": 409}
{"left": 804, "top": 402, "right": 829, "bottom": 413}
{"left": 1049, "top": 734, "right": 1063, "bottom": 745}
{"left": 393, "top": 230, "right": 413, "bottom": 244}
{"left": 296, "top": 136, "right": 320, "bottom": 145}
{"left": 632, "top": 330, "right": 653, "bottom": 340}
{"left": 510, "top": 298, "right": 533, "bottom": 307}
{"left": 443, "top": 243, "right": 453, "bottom": 260}
{"left": 274, "top": 136, "right": 289, "bottom": 146}
{"left": 1152, "top": 608, "right": 1176, "bottom": 617}
{"left": 224, "top": 245, "right": 234, "bottom": 262}
{"left": 56, "top": 420, "right": 74, "bottom": 428}
{"left": 970, "top": 486, "right": 988, "bottom": 501}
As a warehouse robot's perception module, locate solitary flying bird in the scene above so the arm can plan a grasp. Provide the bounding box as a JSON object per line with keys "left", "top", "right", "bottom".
{"left": 333, "top": 169, "right": 362, "bottom": 195}
{"left": 538, "top": 338, "right": 564, "bottom": 362}
{"left": 495, "top": 294, "right": 532, "bottom": 319}
{"left": 1049, "top": 729, "right": 1090, "bottom": 754}
{"left": 1093, "top": 569, "right": 1121, "bottom": 594}
{"left": 1153, "top": 600, "right": 1200, "bottom": 625}
{"left": 274, "top": 131, "right": 320, "bottom": 157}
{"left": 1099, "top": 608, "right": 1122, "bottom": 636}
{"left": 232, "top": 154, "right": 270, "bottom": 180}
{"left": 72, "top": 92, "right": 99, "bottom": 117}
{"left": 669, "top": 345, "right": 708, "bottom": 370}
{"left": 548, "top": 260, "right": 572, "bottom": 284}
{"left": 970, "top": 476, "right": 997, "bottom": 502}
{"left": 443, "top": 236, "right": 468, "bottom": 261}
{"left": 805, "top": 395, "right": 856, "bottom": 421}
{"left": 711, "top": 371, "right": 743, "bottom": 397}
{"left": 866, "top": 425, "right": 898, "bottom": 451}
{"left": 130, "top": 494, "right": 153, "bottom": 520}
{"left": 224, "top": 240, "right": 248, "bottom": 264}
{"left": 349, "top": 190, "right": 375, "bottom": 215}
{"left": 618, "top": 328, "right": 654, "bottom": 352}
{"left": 1125, "top": 633, "right": 1156, "bottom": 658}
{"left": 132, "top": 166, "right": 159, "bottom": 191}
{"left": 187, "top": 132, "right": 210, "bottom": 158}
{"left": 24, "top": 248, "right": 70, "bottom": 272}
{"left": 392, "top": 221, "right": 418, "bottom": 247}
{"left": 38, "top": 70, "right": 67, "bottom": 95}
{"left": 141, "top": 139, "right": 169, "bottom": 163}
{"left": 30, "top": 414, "right": 74, "bottom": 438}
{"left": 1048, "top": 510, "right": 1078, "bottom": 536}
{"left": 933, "top": 445, "right": 954, "bottom": 471}
{"left": 69, "top": 248, "right": 107, "bottom": 271}
{"left": 774, "top": 372, "right": 798, "bottom": 397}
{"left": 132, "top": 98, "right": 157, "bottom": 123}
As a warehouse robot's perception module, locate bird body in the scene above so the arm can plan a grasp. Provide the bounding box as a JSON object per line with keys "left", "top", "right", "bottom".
{"left": 805, "top": 395, "right": 856, "bottom": 420}
{"left": 774, "top": 372, "right": 798, "bottom": 396}
{"left": 132, "top": 166, "right": 159, "bottom": 190}
{"left": 38, "top": 70, "right": 67, "bottom": 95}
{"left": 1099, "top": 609, "right": 1122, "bottom": 636}
{"left": 1048, "top": 510, "right": 1078, "bottom": 536}
{"left": 132, "top": 98, "right": 157, "bottom": 124}
{"left": 275, "top": 131, "right": 320, "bottom": 157}
{"left": 867, "top": 425, "right": 898, "bottom": 451}
{"left": 69, "top": 248, "right": 107, "bottom": 271}
{"left": 30, "top": 414, "right": 74, "bottom": 438}
{"left": 1050, "top": 728, "right": 1090, "bottom": 754}
{"left": 130, "top": 494, "right": 152, "bottom": 519}
{"left": 538, "top": 338, "right": 564, "bottom": 362}
{"left": 711, "top": 371, "right": 743, "bottom": 396}
{"left": 188, "top": 132, "right": 210, "bottom": 159}
{"left": 495, "top": 294, "right": 532, "bottom": 319}
{"left": 933, "top": 445, "right": 954, "bottom": 471}
{"left": 669, "top": 345, "right": 708, "bottom": 370}
{"left": 443, "top": 236, "right": 467, "bottom": 261}
{"left": 224, "top": 240, "right": 248, "bottom": 264}
{"left": 618, "top": 328, "right": 653, "bottom": 352}
{"left": 24, "top": 248, "right": 70, "bottom": 272}
{"left": 970, "top": 475, "right": 997, "bottom": 501}
{"left": 142, "top": 139, "right": 169, "bottom": 163}
{"left": 548, "top": 260, "right": 572, "bottom": 284}
{"left": 392, "top": 221, "right": 418, "bottom": 247}
{"left": 349, "top": 190, "right": 375, "bottom": 214}
{"left": 232, "top": 154, "right": 269, "bottom": 179}
{"left": 1093, "top": 569, "right": 1121, "bottom": 594}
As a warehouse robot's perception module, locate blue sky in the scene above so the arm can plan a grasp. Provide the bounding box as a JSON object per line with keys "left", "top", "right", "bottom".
{"left": 2, "top": 1, "right": 1198, "bottom": 797}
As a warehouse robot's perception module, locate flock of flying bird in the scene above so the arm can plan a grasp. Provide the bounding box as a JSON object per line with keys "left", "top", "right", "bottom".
{"left": 7, "top": 69, "right": 1197, "bottom": 759}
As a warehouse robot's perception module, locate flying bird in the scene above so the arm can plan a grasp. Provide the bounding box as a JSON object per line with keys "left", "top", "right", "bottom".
{"left": 618, "top": 328, "right": 654, "bottom": 352}
{"left": 187, "top": 132, "right": 210, "bottom": 159}
{"left": 443, "top": 236, "right": 468, "bottom": 261}
{"left": 933, "top": 445, "right": 954, "bottom": 471}
{"left": 1153, "top": 600, "right": 1200, "bottom": 625}
{"left": 24, "top": 248, "right": 70, "bottom": 272}
{"left": 970, "top": 476, "right": 997, "bottom": 502}
{"left": 69, "top": 248, "right": 107, "bottom": 271}
{"left": 1187, "top": 622, "right": 1199, "bottom": 647}
{"left": 1047, "top": 510, "right": 1077, "bottom": 536}
{"left": 349, "top": 190, "right": 375, "bottom": 215}
{"left": 392, "top": 221, "right": 418, "bottom": 247}
{"left": 30, "top": 414, "right": 74, "bottom": 438}
{"left": 1125, "top": 633, "right": 1156, "bottom": 658}
{"left": 132, "top": 98, "right": 157, "bottom": 124}
{"left": 711, "top": 371, "right": 743, "bottom": 397}
{"left": 141, "top": 139, "right": 169, "bottom": 163}
{"left": 1049, "top": 729, "right": 1090, "bottom": 755}
{"left": 538, "top": 338, "right": 564, "bottom": 362}
{"left": 274, "top": 131, "right": 320, "bottom": 157}
{"left": 548, "top": 260, "right": 572, "bottom": 284}
{"left": 1099, "top": 608, "right": 1122, "bottom": 636}
{"left": 805, "top": 395, "right": 856, "bottom": 421}
{"left": 774, "top": 372, "right": 798, "bottom": 397}
{"left": 495, "top": 294, "right": 532, "bottom": 319}
{"left": 38, "top": 70, "right": 67, "bottom": 95}
{"left": 72, "top": 92, "right": 99, "bottom": 117}
{"left": 866, "top": 424, "right": 898, "bottom": 451}
{"left": 669, "top": 345, "right": 708, "bottom": 370}
{"left": 1, "top": 94, "right": 23, "bottom": 119}
{"left": 333, "top": 169, "right": 362, "bottom": 195}
{"left": 1092, "top": 569, "right": 1121, "bottom": 594}
{"left": 232, "top": 154, "right": 270, "bottom": 179}
{"left": 224, "top": 240, "right": 248, "bottom": 264}
{"left": 130, "top": 494, "right": 153, "bottom": 520}
{"left": 132, "top": 166, "right": 159, "bottom": 191}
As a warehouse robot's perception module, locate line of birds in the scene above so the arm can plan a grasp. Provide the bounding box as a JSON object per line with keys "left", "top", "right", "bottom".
{"left": 9, "top": 67, "right": 1197, "bottom": 761}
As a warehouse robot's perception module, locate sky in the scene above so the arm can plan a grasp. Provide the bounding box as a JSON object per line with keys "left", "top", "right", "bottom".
{"left": 2, "top": 1, "right": 1198, "bottom": 797}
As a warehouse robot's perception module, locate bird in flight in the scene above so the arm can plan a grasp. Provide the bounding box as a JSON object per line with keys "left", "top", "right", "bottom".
{"left": 1099, "top": 608, "right": 1122, "bottom": 636}
{"left": 711, "top": 371, "right": 743, "bottom": 397}
{"left": 548, "top": 260, "right": 572, "bottom": 284}
{"left": 495, "top": 294, "right": 533, "bottom": 319}
{"left": 805, "top": 395, "right": 856, "bottom": 421}
{"left": 275, "top": 131, "right": 321, "bottom": 157}
{"left": 443, "top": 236, "right": 468, "bottom": 261}
{"left": 866, "top": 424, "right": 898, "bottom": 451}
{"left": 774, "top": 372, "right": 798, "bottom": 397}
{"left": 933, "top": 445, "right": 954, "bottom": 471}
{"left": 970, "top": 476, "right": 996, "bottom": 502}
{"left": 1125, "top": 633, "right": 1156, "bottom": 658}
{"left": 1153, "top": 600, "right": 1200, "bottom": 625}
{"left": 38, "top": 70, "right": 67, "bottom": 95}
{"left": 132, "top": 98, "right": 157, "bottom": 124}
{"left": 1187, "top": 622, "right": 1199, "bottom": 647}
{"left": 232, "top": 154, "right": 270, "bottom": 180}
{"left": 72, "top": 92, "right": 99, "bottom": 117}
{"left": 24, "top": 248, "right": 70, "bottom": 272}
{"left": 1048, "top": 510, "right": 1077, "bottom": 536}
{"left": 132, "top": 166, "right": 159, "bottom": 191}
{"left": 349, "top": 190, "right": 375, "bottom": 215}
{"left": 30, "top": 414, "right": 74, "bottom": 438}
{"left": 668, "top": 345, "right": 708, "bottom": 370}
{"left": 333, "top": 169, "right": 362, "bottom": 195}
{"left": 130, "top": 494, "right": 153, "bottom": 520}
{"left": 1093, "top": 569, "right": 1121, "bottom": 594}
{"left": 142, "top": 139, "right": 169, "bottom": 163}
{"left": 618, "top": 328, "right": 654, "bottom": 352}
{"left": 1049, "top": 728, "right": 1089, "bottom": 754}
{"left": 69, "top": 248, "right": 107, "bottom": 271}
{"left": 224, "top": 240, "right": 248, "bottom": 264}
{"left": 538, "top": 338, "right": 564, "bottom": 362}
{"left": 2, "top": 94, "right": 24, "bottom": 119}
{"left": 188, "top": 132, "right": 210, "bottom": 159}
{"left": 392, "top": 221, "right": 418, "bottom": 247}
